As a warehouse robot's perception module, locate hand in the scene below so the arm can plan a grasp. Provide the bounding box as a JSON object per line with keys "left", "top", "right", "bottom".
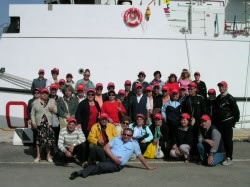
{"left": 208, "top": 155, "right": 214, "bottom": 166}
{"left": 112, "top": 156, "right": 121, "bottom": 165}
{"left": 205, "top": 139, "right": 215, "bottom": 146}
{"left": 153, "top": 138, "right": 158, "bottom": 145}
{"left": 65, "top": 151, "right": 72, "bottom": 158}
{"left": 117, "top": 106, "right": 122, "bottom": 112}
{"left": 98, "top": 139, "right": 105, "bottom": 146}
{"left": 141, "top": 140, "right": 146, "bottom": 144}
{"left": 76, "top": 124, "right": 81, "bottom": 129}
{"left": 108, "top": 118, "right": 114, "bottom": 123}
{"left": 175, "top": 148, "right": 181, "bottom": 156}
{"left": 147, "top": 166, "right": 157, "bottom": 170}
{"left": 68, "top": 144, "right": 75, "bottom": 153}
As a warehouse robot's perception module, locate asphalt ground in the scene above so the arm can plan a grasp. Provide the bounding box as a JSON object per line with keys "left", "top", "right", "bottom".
{"left": 0, "top": 142, "right": 250, "bottom": 187}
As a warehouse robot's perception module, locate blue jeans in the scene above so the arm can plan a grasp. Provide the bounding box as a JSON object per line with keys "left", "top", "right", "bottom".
{"left": 197, "top": 143, "right": 224, "bottom": 166}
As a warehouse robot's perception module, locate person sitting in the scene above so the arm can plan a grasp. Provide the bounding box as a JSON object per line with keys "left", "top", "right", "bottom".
{"left": 197, "top": 115, "right": 224, "bottom": 166}
{"left": 170, "top": 113, "right": 193, "bottom": 162}
{"left": 69, "top": 128, "right": 156, "bottom": 180}
{"left": 149, "top": 113, "right": 168, "bottom": 158}
{"left": 87, "top": 113, "right": 118, "bottom": 165}
{"left": 129, "top": 114, "right": 153, "bottom": 154}
{"left": 57, "top": 117, "right": 87, "bottom": 164}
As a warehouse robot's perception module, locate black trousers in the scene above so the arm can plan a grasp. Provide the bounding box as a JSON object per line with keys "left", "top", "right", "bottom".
{"left": 88, "top": 144, "right": 107, "bottom": 165}
{"left": 217, "top": 120, "right": 234, "bottom": 160}
{"left": 78, "top": 158, "right": 123, "bottom": 178}
{"left": 139, "top": 142, "right": 149, "bottom": 154}
{"left": 57, "top": 142, "right": 87, "bottom": 162}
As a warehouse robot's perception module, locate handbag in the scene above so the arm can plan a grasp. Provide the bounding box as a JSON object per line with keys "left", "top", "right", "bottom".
{"left": 155, "top": 142, "right": 164, "bottom": 158}
{"left": 143, "top": 143, "right": 157, "bottom": 159}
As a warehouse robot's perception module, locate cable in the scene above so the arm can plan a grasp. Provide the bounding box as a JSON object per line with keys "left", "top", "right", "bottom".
{"left": 184, "top": 33, "right": 192, "bottom": 75}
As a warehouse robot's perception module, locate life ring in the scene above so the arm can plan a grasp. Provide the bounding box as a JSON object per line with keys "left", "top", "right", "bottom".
{"left": 124, "top": 8, "right": 143, "bottom": 27}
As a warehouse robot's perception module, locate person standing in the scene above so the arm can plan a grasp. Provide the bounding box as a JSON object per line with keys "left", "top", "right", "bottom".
{"left": 75, "top": 69, "right": 95, "bottom": 94}
{"left": 76, "top": 84, "right": 85, "bottom": 103}
{"left": 215, "top": 81, "right": 240, "bottom": 166}
{"left": 132, "top": 71, "right": 149, "bottom": 94}
{"left": 206, "top": 88, "right": 217, "bottom": 122}
{"left": 31, "top": 69, "right": 48, "bottom": 92}
{"left": 95, "top": 83, "right": 105, "bottom": 108}
{"left": 193, "top": 72, "right": 207, "bottom": 100}
{"left": 150, "top": 71, "right": 165, "bottom": 93}
{"left": 47, "top": 68, "right": 60, "bottom": 88}
{"left": 165, "top": 73, "right": 180, "bottom": 95}
{"left": 123, "top": 80, "right": 133, "bottom": 112}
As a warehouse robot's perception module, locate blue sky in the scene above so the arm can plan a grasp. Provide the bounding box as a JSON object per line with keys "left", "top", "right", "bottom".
{"left": 0, "top": 0, "right": 43, "bottom": 36}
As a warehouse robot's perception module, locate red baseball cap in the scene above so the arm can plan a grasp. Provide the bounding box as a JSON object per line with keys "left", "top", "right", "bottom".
{"left": 67, "top": 117, "right": 77, "bottom": 124}
{"left": 181, "top": 113, "right": 191, "bottom": 119}
{"left": 107, "top": 82, "right": 115, "bottom": 88}
{"left": 189, "top": 82, "right": 197, "bottom": 88}
{"left": 146, "top": 86, "right": 153, "bottom": 91}
{"left": 162, "top": 86, "right": 169, "bottom": 91}
{"left": 50, "top": 83, "right": 58, "bottom": 90}
{"left": 153, "top": 83, "right": 160, "bottom": 88}
{"left": 201, "top": 114, "right": 211, "bottom": 121}
{"left": 136, "top": 113, "right": 145, "bottom": 119}
{"left": 40, "top": 88, "right": 49, "bottom": 93}
{"left": 180, "top": 86, "right": 186, "bottom": 90}
{"left": 136, "top": 83, "right": 143, "bottom": 88}
{"left": 38, "top": 69, "right": 45, "bottom": 74}
{"left": 96, "top": 83, "right": 103, "bottom": 88}
{"left": 59, "top": 79, "right": 65, "bottom": 84}
{"left": 87, "top": 88, "right": 95, "bottom": 94}
{"left": 171, "top": 89, "right": 179, "bottom": 94}
{"left": 194, "top": 72, "right": 200, "bottom": 76}
{"left": 77, "top": 84, "right": 84, "bottom": 91}
{"left": 66, "top": 73, "right": 73, "bottom": 78}
{"left": 124, "top": 80, "right": 131, "bottom": 85}
{"left": 217, "top": 81, "right": 228, "bottom": 87}
{"left": 118, "top": 89, "right": 126, "bottom": 95}
{"left": 100, "top": 113, "right": 109, "bottom": 119}
{"left": 208, "top": 88, "right": 216, "bottom": 94}
{"left": 51, "top": 68, "right": 59, "bottom": 74}
{"left": 154, "top": 113, "right": 162, "bottom": 120}
{"left": 138, "top": 71, "right": 146, "bottom": 76}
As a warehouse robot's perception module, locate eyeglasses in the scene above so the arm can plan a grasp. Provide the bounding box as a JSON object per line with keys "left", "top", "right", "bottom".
{"left": 122, "top": 122, "right": 130, "bottom": 125}
{"left": 122, "top": 133, "right": 132, "bottom": 137}
{"left": 34, "top": 92, "right": 40, "bottom": 95}
{"left": 87, "top": 93, "right": 95, "bottom": 96}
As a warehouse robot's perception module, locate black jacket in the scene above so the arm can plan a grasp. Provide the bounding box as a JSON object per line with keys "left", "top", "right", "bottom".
{"left": 129, "top": 94, "right": 147, "bottom": 122}
{"left": 150, "top": 123, "right": 169, "bottom": 142}
{"left": 173, "top": 126, "right": 193, "bottom": 147}
{"left": 153, "top": 94, "right": 163, "bottom": 109}
{"left": 76, "top": 99, "right": 101, "bottom": 136}
{"left": 194, "top": 80, "right": 207, "bottom": 100}
{"left": 214, "top": 93, "right": 240, "bottom": 125}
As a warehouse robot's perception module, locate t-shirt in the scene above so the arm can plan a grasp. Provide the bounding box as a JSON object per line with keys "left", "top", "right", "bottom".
{"left": 101, "top": 101, "right": 126, "bottom": 123}
{"left": 88, "top": 105, "right": 99, "bottom": 131}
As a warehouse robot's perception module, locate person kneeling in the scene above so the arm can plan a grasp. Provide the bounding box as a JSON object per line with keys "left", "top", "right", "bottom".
{"left": 57, "top": 117, "right": 87, "bottom": 164}
{"left": 197, "top": 115, "right": 224, "bottom": 166}
{"left": 70, "top": 128, "right": 156, "bottom": 180}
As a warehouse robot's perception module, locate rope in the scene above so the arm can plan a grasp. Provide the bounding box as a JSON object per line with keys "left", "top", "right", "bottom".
{"left": 241, "top": 42, "right": 250, "bottom": 128}
{"left": 184, "top": 33, "right": 192, "bottom": 74}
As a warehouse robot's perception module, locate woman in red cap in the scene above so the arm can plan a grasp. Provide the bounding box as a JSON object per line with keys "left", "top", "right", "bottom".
{"left": 170, "top": 113, "right": 193, "bottom": 162}
{"left": 31, "top": 88, "right": 57, "bottom": 163}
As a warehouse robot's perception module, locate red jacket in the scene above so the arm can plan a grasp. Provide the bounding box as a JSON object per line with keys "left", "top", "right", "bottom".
{"left": 165, "top": 82, "right": 180, "bottom": 94}
{"left": 101, "top": 101, "right": 126, "bottom": 123}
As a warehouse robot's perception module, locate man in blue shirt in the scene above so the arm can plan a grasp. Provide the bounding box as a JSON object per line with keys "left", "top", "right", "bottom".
{"left": 70, "top": 128, "right": 156, "bottom": 180}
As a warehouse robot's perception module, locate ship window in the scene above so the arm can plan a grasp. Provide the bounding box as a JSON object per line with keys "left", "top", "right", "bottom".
{"left": 6, "top": 17, "right": 20, "bottom": 33}
{"left": 118, "top": 0, "right": 132, "bottom": 5}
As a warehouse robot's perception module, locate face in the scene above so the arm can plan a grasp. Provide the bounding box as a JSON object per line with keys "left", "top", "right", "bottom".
{"left": 64, "top": 89, "right": 73, "bottom": 97}
{"left": 194, "top": 75, "right": 200, "bottom": 81}
{"left": 170, "top": 76, "right": 176, "bottom": 82}
{"left": 136, "top": 87, "right": 143, "bottom": 95}
{"left": 34, "top": 91, "right": 40, "bottom": 99}
{"left": 184, "top": 72, "right": 189, "bottom": 78}
{"left": 77, "top": 90, "right": 84, "bottom": 98}
{"left": 122, "top": 129, "right": 133, "bottom": 142}
{"left": 96, "top": 87, "right": 103, "bottom": 95}
{"left": 67, "top": 122, "right": 76, "bottom": 132}
{"left": 219, "top": 85, "right": 227, "bottom": 94}
{"left": 136, "top": 117, "right": 144, "bottom": 126}
{"left": 84, "top": 72, "right": 90, "bottom": 80}
{"left": 66, "top": 76, "right": 72, "bottom": 82}
{"left": 181, "top": 118, "right": 189, "bottom": 127}
{"left": 108, "top": 86, "right": 115, "bottom": 91}
{"left": 121, "top": 120, "right": 130, "bottom": 129}
{"left": 153, "top": 87, "right": 160, "bottom": 94}
{"left": 208, "top": 93, "right": 216, "bottom": 100}
{"left": 147, "top": 90, "right": 152, "bottom": 97}
{"left": 171, "top": 93, "right": 179, "bottom": 100}
{"left": 179, "top": 89, "right": 186, "bottom": 97}
{"left": 188, "top": 87, "right": 197, "bottom": 96}
{"left": 108, "top": 92, "right": 116, "bottom": 101}
{"left": 138, "top": 74, "right": 145, "bottom": 81}
{"left": 119, "top": 94, "right": 125, "bottom": 100}
{"left": 154, "top": 73, "right": 161, "bottom": 80}
{"left": 52, "top": 72, "right": 58, "bottom": 79}
{"left": 87, "top": 91, "right": 95, "bottom": 101}
{"left": 59, "top": 82, "right": 65, "bottom": 89}
{"left": 162, "top": 90, "right": 169, "bottom": 96}
{"left": 41, "top": 92, "right": 49, "bottom": 100}
{"left": 201, "top": 120, "right": 211, "bottom": 129}
{"left": 50, "top": 89, "right": 57, "bottom": 96}
{"left": 125, "top": 84, "right": 131, "bottom": 91}
{"left": 38, "top": 72, "right": 44, "bottom": 79}
{"left": 100, "top": 118, "right": 108, "bottom": 126}
{"left": 154, "top": 118, "right": 162, "bottom": 126}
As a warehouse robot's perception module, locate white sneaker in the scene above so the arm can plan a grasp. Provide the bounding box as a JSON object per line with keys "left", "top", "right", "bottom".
{"left": 34, "top": 158, "right": 40, "bottom": 163}
{"left": 222, "top": 157, "right": 233, "bottom": 166}
{"left": 47, "top": 157, "right": 53, "bottom": 163}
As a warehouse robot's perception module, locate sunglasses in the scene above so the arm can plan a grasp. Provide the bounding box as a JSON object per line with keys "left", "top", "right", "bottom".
{"left": 34, "top": 92, "right": 40, "bottom": 94}
{"left": 108, "top": 94, "right": 115, "bottom": 96}
{"left": 154, "top": 87, "right": 160, "bottom": 89}
{"left": 87, "top": 93, "right": 95, "bottom": 96}
{"left": 188, "top": 88, "right": 195, "bottom": 90}
{"left": 122, "top": 133, "right": 132, "bottom": 137}
{"left": 122, "top": 122, "right": 130, "bottom": 125}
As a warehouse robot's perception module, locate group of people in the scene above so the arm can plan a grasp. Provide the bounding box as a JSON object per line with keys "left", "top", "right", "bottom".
{"left": 27, "top": 67, "right": 240, "bottom": 179}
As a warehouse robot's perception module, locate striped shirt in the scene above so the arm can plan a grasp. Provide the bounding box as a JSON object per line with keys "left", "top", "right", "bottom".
{"left": 58, "top": 127, "right": 86, "bottom": 153}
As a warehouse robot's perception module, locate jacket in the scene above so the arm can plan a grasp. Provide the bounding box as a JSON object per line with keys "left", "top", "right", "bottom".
{"left": 173, "top": 126, "right": 193, "bottom": 147}
{"left": 132, "top": 80, "right": 149, "bottom": 94}
{"left": 149, "top": 123, "right": 168, "bottom": 142}
{"left": 88, "top": 123, "right": 118, "bottom": 145}
{"left": 129, "top": 123, "right": 153, "bottom": 143}
{"left": 57, "top": 96, "right": 78, "bottom": 118}
{"left": 129, "top": 94, "right": 148, "bottom": 122}
{"left": 194, "top": 80, "right": 207, "bottom": 100}
{"left": 31, "top": 78, "right": 48, "bottom": 92}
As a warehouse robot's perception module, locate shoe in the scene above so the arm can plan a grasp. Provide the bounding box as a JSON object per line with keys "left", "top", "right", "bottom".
{"left": 82, "top": 162, "right": 88, "bottom": 168}
{"left": 34, "top": 157, "right": 40, "bottom": 163}
{"left": 69, "top": 172, "right": 79, "bottom": 180}
{"left": 222, "top": 157, "right": 233, "bottom": 166}
{"left": 47, "top": 157, "right": 53, "bottom": 163}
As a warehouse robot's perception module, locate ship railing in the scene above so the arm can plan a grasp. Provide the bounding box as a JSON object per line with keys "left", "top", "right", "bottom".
{"left": 0, "top": 68, "right": 32, "bottom": 90}
{"left": 224, "top": 20, "right": 250, "bottom": 36}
